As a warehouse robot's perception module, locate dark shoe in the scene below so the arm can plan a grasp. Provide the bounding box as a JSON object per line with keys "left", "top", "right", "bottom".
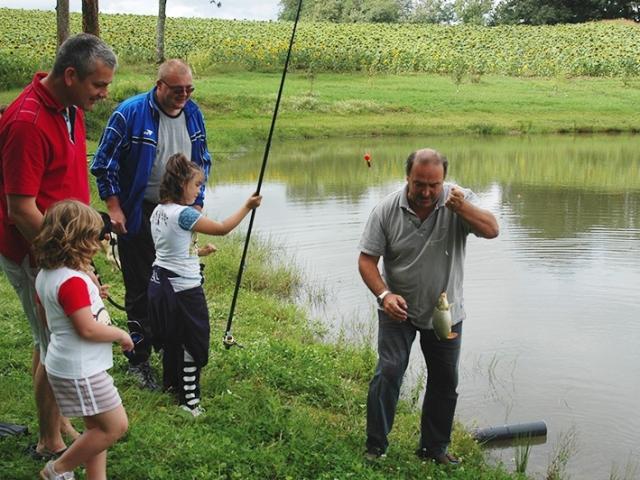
{"left": 128, "top": 361, "right": 159, "bottom": 391}
{"left": 364, "top": 447, "right": 387, "bottom": 461}
{"left": 416, "top": 448, "right": 460, "bottom": 466}
{"left": 27, "top": 444, "right": 67, "bottom": 461}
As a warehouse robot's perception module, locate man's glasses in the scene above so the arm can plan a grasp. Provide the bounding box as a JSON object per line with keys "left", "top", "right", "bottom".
{"left": 159, "top": 79, "right": 195, "bottom": 95}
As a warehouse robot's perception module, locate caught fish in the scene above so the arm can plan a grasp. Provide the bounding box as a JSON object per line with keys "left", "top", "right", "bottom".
{"left": 432, "top": 292, "right": 458, "bottom": 341}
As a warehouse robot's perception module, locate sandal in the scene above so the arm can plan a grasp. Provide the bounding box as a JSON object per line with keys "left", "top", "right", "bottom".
{"left": 27, "top": 444, "right": 67, "bottom": 461}
{"left": 39, "top": 460, "right": 74, "bottom": 479}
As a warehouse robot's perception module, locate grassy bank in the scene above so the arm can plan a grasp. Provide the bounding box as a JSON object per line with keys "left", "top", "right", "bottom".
{"left": 2, "top": 67, "right": 638, "bottom": 156}
{"left": 0, "top": 230, "right": 524, "bottom": 479}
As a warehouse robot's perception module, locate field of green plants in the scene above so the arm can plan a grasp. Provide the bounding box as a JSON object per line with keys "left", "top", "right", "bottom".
{"left": 1, "top": 7, "right": 639, "bottom": 89}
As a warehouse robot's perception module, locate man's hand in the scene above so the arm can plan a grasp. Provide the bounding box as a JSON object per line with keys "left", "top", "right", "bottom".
{"left": 445, "top": 186, "right": 465, "bottom": 212}
{"left": 382, "top": 293, "right": 409, "bottom": 322}
{"left": 107, "top": 205, "right": 127, "bottom": 235}
{"left": 444, "top": 186, "right": 500, "bottom": 239}
{"left": 105, "top": 196, "right": 127, "bottom": 235}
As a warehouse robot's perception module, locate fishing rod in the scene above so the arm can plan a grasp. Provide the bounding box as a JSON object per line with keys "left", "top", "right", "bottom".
{"left": 93, "top": 212, "right": 127, "bottom": 312}
{"left": 223, "top": 0, "right": 304, "bottom": 349}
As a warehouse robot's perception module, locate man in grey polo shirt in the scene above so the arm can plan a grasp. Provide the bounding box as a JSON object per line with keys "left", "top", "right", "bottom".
{"left": 358, "top": 148, "right": 499, "bottom": 465}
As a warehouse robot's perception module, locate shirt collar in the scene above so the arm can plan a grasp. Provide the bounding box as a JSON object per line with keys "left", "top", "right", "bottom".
{"left": 31, "top": 72, "right": 67, "bottom": 114}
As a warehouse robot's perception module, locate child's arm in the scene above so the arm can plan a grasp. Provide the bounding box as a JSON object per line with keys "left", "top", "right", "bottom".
{"left": 192, "top": 193, "right": 262, "bottom": 236}
{"left": 57, "top": 276, "right": 133, "bottom": 351}
{"left": 70, "top": 308, "right": 134, "bottom": 351}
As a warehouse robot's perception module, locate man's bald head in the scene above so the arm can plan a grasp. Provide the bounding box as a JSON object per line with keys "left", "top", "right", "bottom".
{"left": 405, "top": 148, "right": 448, "bottom": 178}
{"left": 157, "top": 59, "right": 191, "bottom": 80}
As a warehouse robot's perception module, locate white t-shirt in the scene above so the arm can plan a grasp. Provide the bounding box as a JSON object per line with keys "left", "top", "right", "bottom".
{"left": 144, "top": 110, "right": 192, "bottom": 203}
{"left": 35, "top": 267, "right": 113, "bottom": 379}
{"left": 150, "top": 203, "right": 203, "bottom": 291}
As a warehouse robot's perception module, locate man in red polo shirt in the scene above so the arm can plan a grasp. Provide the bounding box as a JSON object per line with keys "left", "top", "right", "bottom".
{"left": 0, "top": 33, "right": 116, "bottom": 460}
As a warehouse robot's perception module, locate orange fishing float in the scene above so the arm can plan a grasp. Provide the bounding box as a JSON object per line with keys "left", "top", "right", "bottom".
{"left": 364, "top": 152, "right": 371, "bottom": 168}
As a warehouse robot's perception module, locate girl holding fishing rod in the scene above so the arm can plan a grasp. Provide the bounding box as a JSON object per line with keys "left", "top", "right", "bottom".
{"left": 148, "top": 153, "right": 261, "bottom": 416}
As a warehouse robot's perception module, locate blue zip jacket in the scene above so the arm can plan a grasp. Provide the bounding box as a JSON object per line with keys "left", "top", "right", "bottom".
{"left": 91, "top": 88, "right": 211, "bottom": 237}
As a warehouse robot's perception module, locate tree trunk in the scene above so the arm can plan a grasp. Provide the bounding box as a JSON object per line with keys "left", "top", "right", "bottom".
{"left": 82, "top": 0, "right": 100, "bottom": 37}
{"left": 156, "top": 0, "right": 167, "bottom": 64}
{"left": 56, "top": 0, "right": 70, "bottom": 47}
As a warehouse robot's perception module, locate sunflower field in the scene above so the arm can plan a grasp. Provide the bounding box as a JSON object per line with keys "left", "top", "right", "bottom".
{"left": 1, "top": 7, "right": 638, "bottom": 88}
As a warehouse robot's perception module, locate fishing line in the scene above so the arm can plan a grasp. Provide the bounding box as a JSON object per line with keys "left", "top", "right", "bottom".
{"left": 223, "top": 0, "right": 304, "bottom": 349}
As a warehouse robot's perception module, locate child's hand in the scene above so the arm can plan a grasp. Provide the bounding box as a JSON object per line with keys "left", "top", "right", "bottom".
{"left": 99, "top": 283, "right": 110, "bottom": 299}
{"left": 119, "top": 330, "right": 134, "bottom": 352}
{"left": 246, "top": 193, "right": 262, "bottom": 210}
{"left": 198, "top": 243, "right": 217, "bottom": 257}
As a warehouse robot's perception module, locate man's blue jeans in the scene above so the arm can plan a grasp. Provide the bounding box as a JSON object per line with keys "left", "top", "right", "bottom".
{"left": 366, "top": 310, "right": 462, "bottom": 455}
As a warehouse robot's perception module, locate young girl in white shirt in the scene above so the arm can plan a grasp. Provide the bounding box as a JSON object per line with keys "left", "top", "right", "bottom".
{"left": 33, "top": 200, "right": 133, "bottom": 480}
{"left": 148, "top": 153, "right": 261, "bottom": 416}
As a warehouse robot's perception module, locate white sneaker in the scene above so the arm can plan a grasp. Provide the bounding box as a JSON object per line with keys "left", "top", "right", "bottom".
{"left": 40, "top": 460, "right": 75, "bottom": 479}
{"left": 180, "top": 404, "right": 205, "bottom": 417}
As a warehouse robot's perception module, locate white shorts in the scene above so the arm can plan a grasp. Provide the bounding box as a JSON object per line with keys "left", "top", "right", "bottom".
{"left": 48, "top": 371, "right": 122, "bottom": 418}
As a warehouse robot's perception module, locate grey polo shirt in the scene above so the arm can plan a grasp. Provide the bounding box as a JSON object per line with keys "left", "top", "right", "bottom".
{"left": 358, "top": 183, "right": 479, "bottom": 330}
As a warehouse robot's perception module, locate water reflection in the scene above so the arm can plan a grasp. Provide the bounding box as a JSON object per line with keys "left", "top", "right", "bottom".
{"left": 206, "top": 134, "right": 640, "bottom": 479}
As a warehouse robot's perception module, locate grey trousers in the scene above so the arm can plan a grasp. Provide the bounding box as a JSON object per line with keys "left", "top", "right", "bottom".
{"left": 366, "top": 310, "right": 462, "bottom": 455}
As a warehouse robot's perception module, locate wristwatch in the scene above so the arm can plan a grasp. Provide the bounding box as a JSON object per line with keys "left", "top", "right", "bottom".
{"left": 377, "top": 290, "right": 391, "bottom": 306}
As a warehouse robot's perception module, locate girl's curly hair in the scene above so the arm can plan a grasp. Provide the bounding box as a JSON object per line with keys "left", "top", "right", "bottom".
{"left": 159, "top": 153, "right": 204, "bottom": 204}
{"left": 33, "top": 200, "right": 103, "bottom": 270}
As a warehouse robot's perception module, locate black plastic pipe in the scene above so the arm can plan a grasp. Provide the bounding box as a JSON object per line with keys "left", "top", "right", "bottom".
{"left": 472, "top": 420, "right": 547, "bottom": 443}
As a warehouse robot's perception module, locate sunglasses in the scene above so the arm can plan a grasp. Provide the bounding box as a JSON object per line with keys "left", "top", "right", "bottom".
{"left": 159, "top": 79, "right": 195, "bottom": 95}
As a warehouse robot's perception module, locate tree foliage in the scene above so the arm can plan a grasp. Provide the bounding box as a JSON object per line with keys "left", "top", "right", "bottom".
{"left": 453, "top": 0, "right": 492, "bottom": 25}
{"left": 411, "top": 0, "right": 455, "bottom": 23}
{"left": 278, "top": 0, "right": 411, "bottom": 23}
{"left": 493, "top": 0, "right": 640, "bottom": 25}
{"left": 279, "top": 0, "right": 640, "bottom": 24}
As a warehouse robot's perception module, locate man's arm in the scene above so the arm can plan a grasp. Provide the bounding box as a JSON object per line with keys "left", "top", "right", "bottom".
{"left": 6, "top": 194, "right": 43, "bottom": 243}
{"left": 358, "top": 252, "right": 408, "bottom": 322}
{"left": 90, "top": 110, "right": 127, "bottom": 202}
{"left": 91, "top": 110, "right": 128, "bottom": 233}
{"left": 191, "top": 107, "right": 212, "bottom": 207}
{"left": 446, "top": 186, "right": 499, "bottom": 239}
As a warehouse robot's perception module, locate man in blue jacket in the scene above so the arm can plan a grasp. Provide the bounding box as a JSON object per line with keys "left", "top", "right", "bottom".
{"left": 91, "top": 59, "right": 211, "bottom": 390}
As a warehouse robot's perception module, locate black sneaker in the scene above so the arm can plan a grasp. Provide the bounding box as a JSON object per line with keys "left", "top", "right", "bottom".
{"left": 364, "top": 447, "right": 387, "bottom": 461}
{"left": 128, "top": 361, "right": 159, "bottom": 391}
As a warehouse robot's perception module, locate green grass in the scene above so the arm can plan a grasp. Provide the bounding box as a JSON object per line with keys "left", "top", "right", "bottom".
{"left": 0, "top": 230, "right": 525, "bottom": 479}
{"left": 168, "top": 70, "right": 640, "bottom": 154}
{"left": 3, "top": 67, "right": 637, "bottom": 157}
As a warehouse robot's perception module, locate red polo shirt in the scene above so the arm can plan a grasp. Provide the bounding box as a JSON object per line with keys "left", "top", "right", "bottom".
{"left": 0, "top": 72, "right": 90, "bottom": 264}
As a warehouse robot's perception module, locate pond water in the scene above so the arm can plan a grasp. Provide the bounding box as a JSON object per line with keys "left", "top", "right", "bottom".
{"left": 204, "top": 134, "right": 640, "bottom": 479}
